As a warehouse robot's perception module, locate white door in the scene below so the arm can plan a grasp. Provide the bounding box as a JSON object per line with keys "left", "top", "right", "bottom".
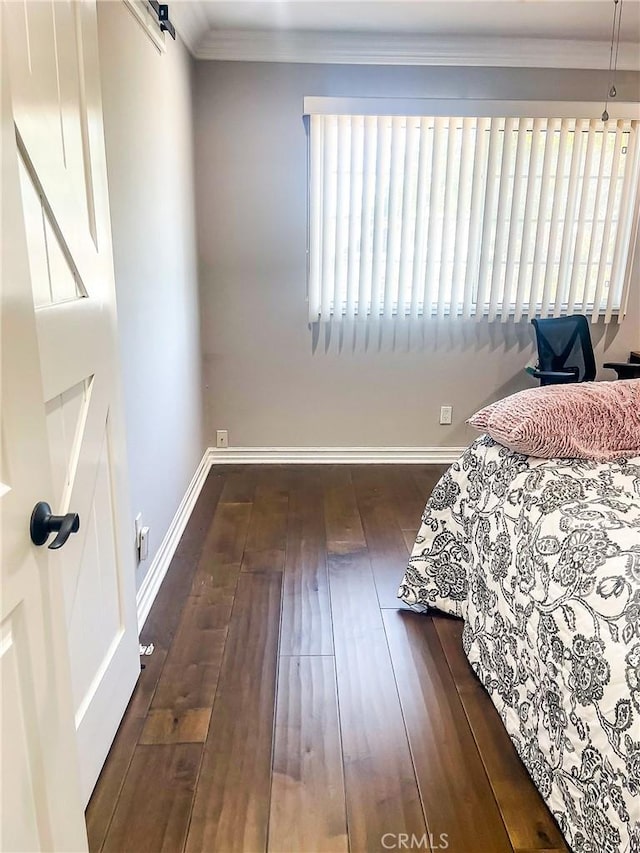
{"left": 1, "top": 8, "right": 87, "bottom": 850}
{"left": 2, "top": 0, "right": 140, "bottom": 808}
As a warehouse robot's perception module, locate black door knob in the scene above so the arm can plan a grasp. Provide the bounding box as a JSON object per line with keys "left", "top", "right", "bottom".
{"left": 30, "top": 502, "right": 80, "bottom": 550}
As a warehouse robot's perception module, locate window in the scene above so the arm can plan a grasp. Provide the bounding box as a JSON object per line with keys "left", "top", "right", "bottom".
{"left": 306, "top": 98, "right": 640, "bottom": 324}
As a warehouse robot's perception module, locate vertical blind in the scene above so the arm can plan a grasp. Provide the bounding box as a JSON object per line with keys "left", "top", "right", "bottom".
{"left": 307, "top": 103, "right": 640, "bottom": 324}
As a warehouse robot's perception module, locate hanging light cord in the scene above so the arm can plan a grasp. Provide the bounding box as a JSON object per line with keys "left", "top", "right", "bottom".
{"left": 603, "top": 0, "right": 624, "bottom": 121}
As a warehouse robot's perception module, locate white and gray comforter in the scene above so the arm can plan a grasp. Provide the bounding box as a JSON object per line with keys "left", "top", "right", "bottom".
{"left": 399, "top": 436, "right": 640, "bottom": 853}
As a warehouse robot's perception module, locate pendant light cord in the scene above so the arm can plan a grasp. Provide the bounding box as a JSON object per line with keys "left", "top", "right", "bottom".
{"left": 612, "top": 0, "right": 624, "bottom": 94}
{"left": 603, "top": 0, "right": 623, "bottom": 121}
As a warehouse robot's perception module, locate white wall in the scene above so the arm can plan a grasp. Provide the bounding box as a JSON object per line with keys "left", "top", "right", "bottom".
{"left": 98, "top": 3, "right": 203, "bottom": 589}
{"left": 194, "top": 61, "right": 640, "bottom": 449}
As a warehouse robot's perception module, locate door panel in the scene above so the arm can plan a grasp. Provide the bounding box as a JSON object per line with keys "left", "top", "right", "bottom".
{"left": 9, "top": 1, "right": 98, "bottom": 268}
{"left": 45, "top": 378, "right": 92, "bottom": 511}
{"left": 67, "top": 426, "right": 123, "bottom": 716}
{"left": 17, "top": 152, "right": 86, "bottom": 307}
{"left": 6, "top": 0, "right": 140, "bottom": 805}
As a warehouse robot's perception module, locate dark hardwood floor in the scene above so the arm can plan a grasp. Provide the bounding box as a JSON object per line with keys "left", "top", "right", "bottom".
{"left": 86, "top": 465, "right": 568, "bottom": 853}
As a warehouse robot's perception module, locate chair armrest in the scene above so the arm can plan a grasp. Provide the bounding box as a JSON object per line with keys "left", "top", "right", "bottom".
{"left": 532, "top": 369, "right": 579, "bottom": 385}
{"left": 603, "top": 362, "right": 640, "bottom": 379}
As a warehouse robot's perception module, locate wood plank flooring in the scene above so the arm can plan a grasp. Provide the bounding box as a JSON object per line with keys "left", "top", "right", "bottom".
{"left": 87, "top": 465, "right": 568, "bottom": 853}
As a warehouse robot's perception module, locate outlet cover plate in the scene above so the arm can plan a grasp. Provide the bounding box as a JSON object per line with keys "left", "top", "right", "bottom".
{"left": 440, "top": 406, "right": 453, "bottom": 425}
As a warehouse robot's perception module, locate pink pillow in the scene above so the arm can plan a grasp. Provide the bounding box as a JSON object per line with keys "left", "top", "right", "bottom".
{"left": 468, "top": 379, "right": 640, "bottom": 461}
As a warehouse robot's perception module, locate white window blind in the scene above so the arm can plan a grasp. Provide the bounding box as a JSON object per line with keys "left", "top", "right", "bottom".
{"left": 306, "top": 100, "right": 640, "bottom": 324}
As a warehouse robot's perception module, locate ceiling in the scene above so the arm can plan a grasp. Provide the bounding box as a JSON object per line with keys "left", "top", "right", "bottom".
{"left": 169, "top": 0, "right": 640, "bottom": 65}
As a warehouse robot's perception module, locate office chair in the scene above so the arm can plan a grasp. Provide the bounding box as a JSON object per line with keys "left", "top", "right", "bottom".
{"left": 530, "top": 315, "right": 640, "bottom": 386}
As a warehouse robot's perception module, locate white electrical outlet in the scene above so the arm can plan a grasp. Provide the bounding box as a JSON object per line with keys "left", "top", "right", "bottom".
{"left": 139, "top": 526, "right": 150, "bottom": 562}
{"left": 440, "top": 405, "right": 453, "bottom": 425}
{"left": 216, "top": 429, "right": 229, "bottom": 448}
{"left": 134, "top": 513, "right": 149, "bottom": 562}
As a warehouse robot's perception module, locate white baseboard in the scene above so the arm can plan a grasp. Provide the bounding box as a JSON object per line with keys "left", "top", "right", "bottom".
{"left": 136, "top": 449, "right": 211, "bottom": 632}
{"left": 136, "top": 444, "right": 463, "bottom": 630}
{"left": 207, "top": 446, "right": 466, "bottom": 465}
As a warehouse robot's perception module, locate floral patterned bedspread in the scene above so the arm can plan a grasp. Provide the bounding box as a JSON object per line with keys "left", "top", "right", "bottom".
{"left": 399, "top": 436, "right": 640, "bottom": 853}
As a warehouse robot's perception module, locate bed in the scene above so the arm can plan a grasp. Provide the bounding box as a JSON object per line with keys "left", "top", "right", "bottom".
{"left": 399, "top": 435, "right": 640, "bottom": 853}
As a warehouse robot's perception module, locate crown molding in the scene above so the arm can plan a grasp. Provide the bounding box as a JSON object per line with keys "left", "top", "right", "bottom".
{"left": 191, "top": 29, "right": 640, "bottom": 70}
{"left": 168, "top": 1, "right": 210, "bottom": 56}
